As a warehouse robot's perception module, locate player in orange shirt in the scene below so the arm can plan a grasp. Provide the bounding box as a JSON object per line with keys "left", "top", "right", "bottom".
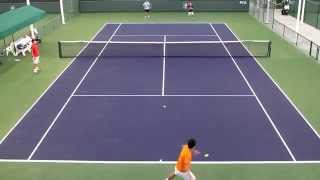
{"left": 166, "top": 138, "right": 199, "bottom": 180}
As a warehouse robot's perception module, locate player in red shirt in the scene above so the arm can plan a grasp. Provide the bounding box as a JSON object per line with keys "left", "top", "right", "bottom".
{"left": 186, "top": 0, "right": 194, "bottom": 16}
{"left": 31, "top": 39, "right": 40, "bottom": 73}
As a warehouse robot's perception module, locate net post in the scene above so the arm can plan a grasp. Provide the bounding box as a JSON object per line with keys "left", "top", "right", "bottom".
{"left": 268, "top": 40, "right": 272, "bottom": 57}
{"left": 58, "top": 41, "right": 62, "bottom": 58}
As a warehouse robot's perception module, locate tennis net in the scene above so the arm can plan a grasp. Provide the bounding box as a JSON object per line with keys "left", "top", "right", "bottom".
{"left": 58, "top": 40, "right": 272, "bottom": 58}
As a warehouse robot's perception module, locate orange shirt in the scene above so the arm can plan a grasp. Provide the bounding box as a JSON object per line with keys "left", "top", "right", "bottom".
{"left": 176, "top": 145, "right": 192, "bottom": 172}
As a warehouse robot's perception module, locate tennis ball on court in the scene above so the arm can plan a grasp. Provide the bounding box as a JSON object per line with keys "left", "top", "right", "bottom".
{"left": 204, "top": 153, "right": 209, "bottom": 158}
{"left": 160, "top": 159, "right": 163, "bottom": 162}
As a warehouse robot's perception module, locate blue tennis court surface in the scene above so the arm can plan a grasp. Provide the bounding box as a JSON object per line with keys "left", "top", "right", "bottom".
{"left": 0, "top": 23, "right": 320, "bottom": 162}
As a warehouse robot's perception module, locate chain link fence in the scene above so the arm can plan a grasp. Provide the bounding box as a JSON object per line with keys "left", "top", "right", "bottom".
{"left": 250, "top": 0, "right": 320, "bottom": 61}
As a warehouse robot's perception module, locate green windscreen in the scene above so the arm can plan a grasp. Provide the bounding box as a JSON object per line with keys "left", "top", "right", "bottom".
{"left": 63, "top": 0, "right": 79, "bottom": 21}
{"left": 304, "top": 0, "right": 320, "bottom": 29}
{"left": 79, "top": 0, "right": 249, "bottom": 12}
{"left": 289, "top": 0, "right": 320, "bottom": 30}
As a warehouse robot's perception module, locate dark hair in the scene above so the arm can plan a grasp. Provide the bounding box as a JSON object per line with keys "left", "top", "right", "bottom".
{"left": 187, "top": 138, "right": 196, "bottom": 149}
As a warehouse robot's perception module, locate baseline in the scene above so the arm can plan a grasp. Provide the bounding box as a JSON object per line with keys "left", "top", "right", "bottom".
{"left": 1, "top": 159, "right": 319, "bottom": 164}
{"left": 72, "top": 94, "right": 255, "bottom": 97}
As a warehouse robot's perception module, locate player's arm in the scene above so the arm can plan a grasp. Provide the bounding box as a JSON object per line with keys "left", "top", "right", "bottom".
{"left": 193, "top": 149, "right": 201, "bottom": 156}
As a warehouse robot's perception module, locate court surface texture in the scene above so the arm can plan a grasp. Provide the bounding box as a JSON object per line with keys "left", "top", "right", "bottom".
{"left": 0, "top": 23, "right": 319, "bottom": 163}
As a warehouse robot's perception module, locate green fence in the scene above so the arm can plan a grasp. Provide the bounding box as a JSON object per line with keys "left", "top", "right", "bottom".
{"left": 288, "top": 0, "right": 297, "bottom": 17}
{"left": 63, "top": 0, "right": 79, "bottom": 21}
{"left": 304, "top": 0, "right": 320, "bottom": 29}
{"left": 79, "top": 0, "right": 249, "bottom": 12}
{"left": 0, "top": 0, "right": 249, "bottom": 13}
{"left": 0, "top": 1, "right": 60, "bottom": 13}
{"left": 0, "top": 0, "right": 79, "bottom": 22}
{"left": 289, "top": 0, "right": 320, "bottom": 30}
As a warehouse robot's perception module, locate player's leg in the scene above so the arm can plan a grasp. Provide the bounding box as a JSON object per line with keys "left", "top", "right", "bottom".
{"left": 36, "top": 56, "right": 40, "bottom": 71}
{"left": 33, "top": 56, "right": 40, "bottom": 73}
{"left": 166, "top": 172, "right": 176, "bottom": 180}
{"left": 32, "top": 57, "right": 36, "bottom": 72}
{"left": 186, "top": 171, "right": 196, "bottom": 180}
{"left": 166, "top": 166, "right": 178, "bottom": 180}
{"left": 171, "top": 167, "right": 193, "bottom": 180}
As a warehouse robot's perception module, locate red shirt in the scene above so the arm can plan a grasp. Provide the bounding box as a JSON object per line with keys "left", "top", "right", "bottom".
{"left": 31, "top": 42, "right": 39, "bottom": 57}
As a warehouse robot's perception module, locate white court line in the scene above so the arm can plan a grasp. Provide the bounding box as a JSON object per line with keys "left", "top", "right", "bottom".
{"left": 209, "top": 24, "right": 296, "bottom": 161}
{"left": 0, "top": 159, "right": 319, "bottom": 165}
{"left": 27, "top": 24, "right": 123, "bottom": 160}
{"left": 72, "top": 94, "right": 255, "bottom": 97}
{"left": 162, "top": 35, "right": 166, "bottom": 96}
{"left": 0, "top": 23, "right": 108, "bottom": 145}
{"left": 224, "top": 23, "right": 320, "bottom": 140}
{"left": 113, "top": 34, "right": 218, "bottom": 37}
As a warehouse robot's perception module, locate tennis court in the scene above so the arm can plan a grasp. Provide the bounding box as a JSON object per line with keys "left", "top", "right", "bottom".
{"left": 0, "top": 23, "right": 319, "bottom": 163}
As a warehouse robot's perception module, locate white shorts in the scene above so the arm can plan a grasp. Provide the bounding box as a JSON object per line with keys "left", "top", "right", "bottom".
{"left": 33, "top": 56, "right": 40, "bottom": 64}
{"left": 175, "top": 167, "right": 196, "bottom": 180}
